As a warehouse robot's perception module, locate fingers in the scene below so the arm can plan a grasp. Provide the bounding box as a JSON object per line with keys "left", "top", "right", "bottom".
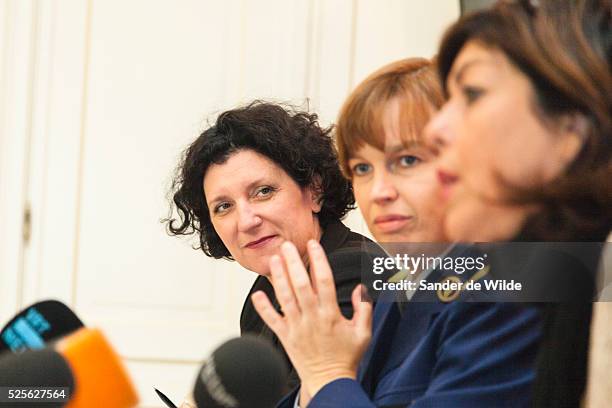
{"left": 265, "top": 240, "right": 351, "bottom": 335}
{"left": 280, "top": 241, "right": 318, "bottom": 312}
{"left": 251, "top": 290, "right": 288, "bottom": 338}
{"left": 351, "top": 285, "right": 373, "bottom": 338}
{"left": 269, "top": 254, "right": 300, "bottom": 320}
{"left": 307, "top": 240, "right": 339, "bottom": 311}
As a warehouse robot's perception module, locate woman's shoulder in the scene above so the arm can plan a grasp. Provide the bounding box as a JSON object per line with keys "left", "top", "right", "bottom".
{"left": 322, "top": 221, "right": 387, "bottom": 283}
{"left": 321, "top": 221, "right": 379, "bottom": 252}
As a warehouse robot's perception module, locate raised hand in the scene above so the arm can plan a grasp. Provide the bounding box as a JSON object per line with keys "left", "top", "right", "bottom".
{"left": 252, "top": 240, "right": 372, "bottom": 401}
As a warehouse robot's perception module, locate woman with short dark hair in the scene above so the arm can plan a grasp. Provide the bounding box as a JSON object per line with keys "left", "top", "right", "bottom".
{"left": 167, "top": 101, "right": 355, "bottom": 260}
{"left": 165, "top": 101, "right": 377, "bottom": 392}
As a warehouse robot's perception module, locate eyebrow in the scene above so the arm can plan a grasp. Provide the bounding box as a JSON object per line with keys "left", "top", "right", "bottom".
{"left": 348, "top": 142, "right": 421, "bottom": 161}
{"left": 207, "top": 177, "right": 269, "bottom": 206}
{"left": 384, "top": 142, "right": 420, "bottom": 153}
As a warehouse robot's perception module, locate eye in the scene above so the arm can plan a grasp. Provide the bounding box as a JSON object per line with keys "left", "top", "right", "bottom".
{"left": 213, "top": 202, "right": 232, "bottom": 214}
{"left": 462, "top": 86, "right": 484, "bottom": 104}
{"left": 254, "top": 186, "right": 275, "bottom": 198}
{"left": 398, "top": 155, "right": 420, "bottom": 168}
{"left": 351, "top": 163, "right": 372, "bottom": 177}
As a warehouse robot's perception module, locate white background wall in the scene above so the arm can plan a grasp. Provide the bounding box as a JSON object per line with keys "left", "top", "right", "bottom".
{"left": 0, "top": 1, "right": 459, "bottom": 406}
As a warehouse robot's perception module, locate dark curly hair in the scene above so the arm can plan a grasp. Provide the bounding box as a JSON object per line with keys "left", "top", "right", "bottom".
{"left": 165, "top": 101, "right": 355, "bottom": 259}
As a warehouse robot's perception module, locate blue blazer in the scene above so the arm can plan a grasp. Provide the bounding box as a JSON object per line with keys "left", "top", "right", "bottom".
{"left": 278, "top": 247, "right": 542, "bottom": 407}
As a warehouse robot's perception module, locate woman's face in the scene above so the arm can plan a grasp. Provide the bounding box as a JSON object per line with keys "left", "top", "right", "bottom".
{"left": 203, "top": 149, "right": 322, "bottom": 276}
{"left": 348, "top": 98, "right": 446, "bottom": 243}
{"left": 425, "top": 41, "right": 582, "bottom": 241}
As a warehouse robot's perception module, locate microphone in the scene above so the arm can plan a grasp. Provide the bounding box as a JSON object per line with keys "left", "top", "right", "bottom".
{"left": 0, "top": 328, "right": 139, "bottom": 408}
{"left": 0, "top": 300, "right": 84, "bottom": 353}
{"left": 0, "top": 300, "right": 139, "bottom": 408}
{"left": 192, "top": 335, "right": 287, "bottom": 408}
{"left": 56, "top": 327, "right": 138, "bottom": 408}
{"left": 0, "top": 348, "right": 74, "bottom": 407}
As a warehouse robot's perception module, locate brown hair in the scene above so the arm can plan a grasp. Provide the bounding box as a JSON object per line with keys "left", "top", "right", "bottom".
{"left": 438, "top": 0, "right": 611, "bottom": 241}
{"left": 336, "top": 58, "right": 445, "bottom": 176}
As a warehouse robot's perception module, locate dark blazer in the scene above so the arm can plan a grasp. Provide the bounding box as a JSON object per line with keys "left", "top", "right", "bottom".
{"left": 508, "top": 229, "right": 606, "bottom": 408}
{"left": 240, "top": 221, "right": 379, "bottom": 392}
{"left": 277, "top": 245, "right": 543, "bottom": 407}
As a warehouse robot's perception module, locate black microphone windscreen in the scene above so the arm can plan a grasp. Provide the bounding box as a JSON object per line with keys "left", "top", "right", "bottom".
{"left": 0, "top": 348, "right": 74, "bottom": 387}
{"left": 193, "top": 336, "right": 288, "bottom": 408}
{"left": 0, "top": 300, "right": 84, "bottom": 353}
{"left": 0, "top": 348, "right": 74, "bottom": 407}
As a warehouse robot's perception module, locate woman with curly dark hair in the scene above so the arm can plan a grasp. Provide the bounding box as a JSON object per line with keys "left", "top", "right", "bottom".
{"left": 165, "top": 101, "right": 375, "bottom": 392}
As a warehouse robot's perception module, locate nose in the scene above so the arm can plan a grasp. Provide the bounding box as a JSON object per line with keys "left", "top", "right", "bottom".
{"left": 236, "top": 202, "right": 262, "bottom": 232}
{"left": 371, "top": 169, "right": 399, "bottom": 205}
{"left": 423, "top": 102, "right": 455, "bottom": 151}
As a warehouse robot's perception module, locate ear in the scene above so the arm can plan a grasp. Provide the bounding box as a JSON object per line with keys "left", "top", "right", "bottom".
{"left": 556, "top": 112, "right": 589, "bottom": 165}
{"left": 307, "top": 175, "right": 324, "bottom": 214}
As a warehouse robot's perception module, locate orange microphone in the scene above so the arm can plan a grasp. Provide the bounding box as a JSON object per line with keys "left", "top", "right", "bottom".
{"left": 55, "top": 328, "right": 138, "bottom": 408}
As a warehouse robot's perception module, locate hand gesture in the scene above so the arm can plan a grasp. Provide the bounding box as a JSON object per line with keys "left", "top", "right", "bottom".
{"left": 252, "top": 240, "right": 372, "bottom": 400}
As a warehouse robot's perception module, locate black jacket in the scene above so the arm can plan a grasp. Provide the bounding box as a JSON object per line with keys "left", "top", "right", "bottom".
{"left": 515, "top": 228, "right": 607, "bottom": 408}
{"left": 240, "top": 221, "right": 376, "bottom": 392}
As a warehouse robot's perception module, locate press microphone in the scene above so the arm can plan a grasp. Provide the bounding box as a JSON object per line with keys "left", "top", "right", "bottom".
{"left": 0, "top": 328, "right": 139, "bottom": 407}
{"left": 0, "top": 300, "right": 84, "bottom": 353}
{"left": 0, "top": 300, "right": 139, "bottom": 408}
{"left": 56, "top": 327, "right": 138, "bottom": 408}
{"left": 192, "top": 335, "right": 287, "bottom": 408}
{"left": 0, "top": 348, "right": 74, "bottom": 407}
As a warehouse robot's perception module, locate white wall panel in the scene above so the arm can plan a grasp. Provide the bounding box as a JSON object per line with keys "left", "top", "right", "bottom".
{"left": 353, "top": 0, "right": 460, "bottom": 85}
{"left": 21, "top": 0, "right": 90, "bottom": 308}
{"left": 304, "top": 0, "right": 355, "bottom": 125}
{"left": 240, "top": 0, "right": 310, "bottom": 101}
{"left": 0, "top": 0, "right": 36, "bottom": 322}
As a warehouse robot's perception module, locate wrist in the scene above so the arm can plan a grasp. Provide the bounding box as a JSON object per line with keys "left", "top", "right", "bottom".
{"left": 305, "top": 369, "right": 356, "bottom": 397}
